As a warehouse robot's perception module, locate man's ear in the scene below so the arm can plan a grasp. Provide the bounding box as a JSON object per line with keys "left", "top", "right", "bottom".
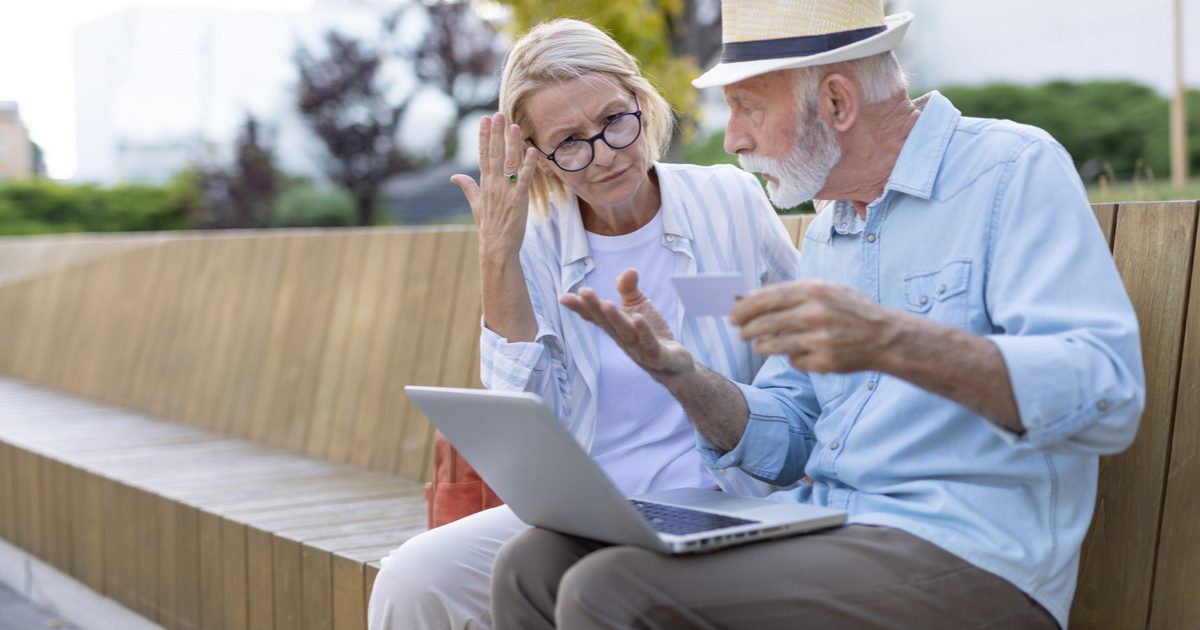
{"left": 819, "top": 73, "right": 858, "bottom": 133}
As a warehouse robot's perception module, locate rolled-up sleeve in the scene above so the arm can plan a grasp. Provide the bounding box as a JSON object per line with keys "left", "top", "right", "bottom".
{"left": 478, "top": 245, "right": 571, "bottom": 416}
{"left": 697, "top": 355, "right": 820, "bottom": 485}
{"left": 479, "top": 323, "right": 552, "bottom": 391}
{"left": 985, "top": 139, "right": 1145, "bottom": 454}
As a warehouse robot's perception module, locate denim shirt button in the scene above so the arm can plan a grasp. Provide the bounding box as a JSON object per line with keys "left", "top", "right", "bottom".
{"left": 919, "top": 295, "right": 929, "bottom": 306}
{"left": 866, "top": 233, "right": 877, "bottom": 243}
{"left": 937, "top": 283, "right": 947, "bottom": 294}
{"left": 665, "top": 234, "right": 675, "bottom": 243}
{"left": 866, "top": 380, "right": 876, "bottom": 391}
{"left": 829, "top": 441, "right": 840, "bottom": 450}
{"left": 1097, "top": 400, "right": 1109, "bottom": 412}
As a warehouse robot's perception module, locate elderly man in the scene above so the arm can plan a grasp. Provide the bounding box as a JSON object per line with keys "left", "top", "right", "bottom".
{"left": 490, "top": 1, "right": 1145, "bottom": 628}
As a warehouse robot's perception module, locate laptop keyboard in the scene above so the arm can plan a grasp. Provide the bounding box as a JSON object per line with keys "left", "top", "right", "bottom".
{"left": 629, "top": 499, "right": 758, "bottom": 535}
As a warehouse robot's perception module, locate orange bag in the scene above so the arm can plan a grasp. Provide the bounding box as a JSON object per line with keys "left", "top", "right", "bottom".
{"left": 424, "top": 431, "right": 504, "bottom": 529}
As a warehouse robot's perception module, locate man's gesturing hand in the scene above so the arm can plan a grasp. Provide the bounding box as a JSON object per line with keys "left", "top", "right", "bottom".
{"left": 560, "top": 269, "right": 695, "bottom": 382}
{"left": 730, "top": 280, "right": 899, "bottom": 374}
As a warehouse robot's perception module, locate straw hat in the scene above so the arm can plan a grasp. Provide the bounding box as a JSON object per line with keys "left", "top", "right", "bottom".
{"left": 693, "top": 0, "right": 913, "bottom": 88}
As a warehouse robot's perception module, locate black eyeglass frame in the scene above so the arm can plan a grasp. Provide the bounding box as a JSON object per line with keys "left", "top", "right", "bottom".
{"left": 527, "top": 95, "right": 643, "bottom": 173}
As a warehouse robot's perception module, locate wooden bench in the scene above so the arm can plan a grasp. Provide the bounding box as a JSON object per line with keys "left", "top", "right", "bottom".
{"left": 0, "top": 201, "right": 1196, "bottom": 629}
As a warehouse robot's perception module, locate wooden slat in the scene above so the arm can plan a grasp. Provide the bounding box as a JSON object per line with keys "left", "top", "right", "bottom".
{"left": 175, "top": 503, "right": 202, "bottom": 630}
{"left": 71, "top": 468, "right": 106, "bottom": 592}
{"left": 331, "top": 555, "right": 366, "bottom": 630}
{"left": 307, "top": 232, "right": 371, "bottom": 459}
{"left": 246, "top": 526, "right": 276, "bottom": 630}
{"left": 199, "top": 236, "right": 260, "bottom": 435}
{"left": 254, "top": 232, "right": 347, "bottom": 451}
{"left": 177, "top": 234, "right": 232, "bottom": 429}
{"left": 143, "top": 239, "right": 194, "bottom": 420}
{"left": 221, "top": 518, "right": 249, "bottom": 630}
{"left": 425, "top": 230, "right": 484, "bottom": 475}
{"left": 1092, "top": 203, "right": 1118, "bottom": 251}
{"left": 198, "top": 511, "right": 226, "bottom": 629}
{"left": 301, "top": 544, "right": 333, "bottom": 630}
{"left": 0, "top": 442, "right": 16, "bottom": 541}
{"left": 1148, "top": 200, "right": 1200, "bottom": 629}
{"left": 133, "top": 488, "right": 161, "bottom": 622}
{"left": 388, "top": 230, "right": 467, "bottom": 478}
{"left": 1071, "top": 201, "right": 1197, "bottom": 628}
{"left": 40, "top": 454, "right": 69, "bottom": 571}
{"left": 323, "top": 232, "right": 392, "bottom": 462}
{"left": 368, "top": 231, "right": 437, "bottom": 473}
{"left": 364, "top": 561, "right": 380, "bottom": 625}
{"left": 347, "top": 232, "right": 412, "bottom": 468}
{"left": 273, "top": 535, "right": 304, "bottom": 630}
{"left": 155, "top": 494, "right": 179, "bottom": 629}
{"left": 219, "top": 235, "right": 288, "bottom": 439}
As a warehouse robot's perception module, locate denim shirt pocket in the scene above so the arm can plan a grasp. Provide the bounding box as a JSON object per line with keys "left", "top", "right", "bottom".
{"left": 903, "top": 259, "right": 972, "bottom": 328}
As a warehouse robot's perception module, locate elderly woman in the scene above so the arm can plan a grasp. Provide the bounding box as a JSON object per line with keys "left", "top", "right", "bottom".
{"left": 367, "top": 18, "right": 799, "bottom": 629}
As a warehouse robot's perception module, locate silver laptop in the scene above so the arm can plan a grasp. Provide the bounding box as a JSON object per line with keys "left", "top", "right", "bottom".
{"left": 406, "top": 386, "right": 845, "bottom": 554}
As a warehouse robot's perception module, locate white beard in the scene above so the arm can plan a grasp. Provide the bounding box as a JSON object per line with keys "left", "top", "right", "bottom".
{"left": 739, "top": 109, "right": 841, "bottom": 209}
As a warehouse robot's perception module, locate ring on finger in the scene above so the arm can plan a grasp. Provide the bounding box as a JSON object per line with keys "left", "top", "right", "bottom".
{"left": 503, "top": 172, "right": 518, "bottom": 182}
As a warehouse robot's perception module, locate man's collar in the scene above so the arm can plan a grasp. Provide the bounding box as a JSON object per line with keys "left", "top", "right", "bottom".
{"left": 883, "top": 91, "right": 960, "bottom": 200}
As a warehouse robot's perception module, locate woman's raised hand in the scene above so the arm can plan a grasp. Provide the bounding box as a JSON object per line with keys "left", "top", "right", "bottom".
{"left": 451, "top": 113, "right": 539, "bottom": 258}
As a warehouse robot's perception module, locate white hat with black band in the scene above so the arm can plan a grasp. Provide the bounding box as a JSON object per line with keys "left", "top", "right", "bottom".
{"left": 693, "top": 0, "right": 913, "bottom": 89}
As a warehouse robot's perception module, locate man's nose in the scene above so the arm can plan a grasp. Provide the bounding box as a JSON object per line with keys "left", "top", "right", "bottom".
{"left": 724, "top": 119, "right": 753, "bottom": 156}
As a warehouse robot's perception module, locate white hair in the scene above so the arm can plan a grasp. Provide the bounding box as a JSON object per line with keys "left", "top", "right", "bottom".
{"left": 793, "top": 51, "right": 909, "bottom": 106}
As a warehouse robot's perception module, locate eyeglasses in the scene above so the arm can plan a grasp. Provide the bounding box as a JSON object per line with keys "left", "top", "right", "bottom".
{"left": 529, "top": 96, "right": 642, "bottom": 173}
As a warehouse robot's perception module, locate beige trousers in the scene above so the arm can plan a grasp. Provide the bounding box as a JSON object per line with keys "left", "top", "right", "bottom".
{"left": 368, "top": 506, "right": 526, "bottom": 630}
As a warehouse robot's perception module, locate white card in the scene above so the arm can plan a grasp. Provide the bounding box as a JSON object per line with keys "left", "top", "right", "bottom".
{"left": 670, "top": 272, "right": 749, "bottom": 316}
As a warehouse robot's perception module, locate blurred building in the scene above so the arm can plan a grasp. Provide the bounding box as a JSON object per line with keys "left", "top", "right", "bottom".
{"left": 73, "top": 1, "right": 391, "bottom": 185}
{"left": 0, "top": 101, "right": 35, "bottom": 182}
{"left": 892, "top": 0, "right": 1199, "bottom": 94}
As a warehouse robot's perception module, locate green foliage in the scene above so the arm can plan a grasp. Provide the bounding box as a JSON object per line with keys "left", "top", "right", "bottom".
{"left": 938, "top": 81, "right": 1174, "bottom": 179}
{"left": 271, "top": 185, "right": 355, "bottom": 228}
{"left": 682, "top": 128, "right": 738, "bottom": 167}
{"left": 496, "top": 0, "right": 702, "bottom": 142}
{"left": 0, "top": 180, "right": 189, "bottom": 236}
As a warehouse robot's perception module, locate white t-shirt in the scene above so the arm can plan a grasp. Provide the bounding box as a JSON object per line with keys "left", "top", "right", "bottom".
{"left": 583, "top": 210, "right": 715, "bottom": 496}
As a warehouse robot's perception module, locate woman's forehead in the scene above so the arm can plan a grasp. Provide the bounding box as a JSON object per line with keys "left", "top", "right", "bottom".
{"left": 526, "top": 76, "right": 634, "bottom": 140}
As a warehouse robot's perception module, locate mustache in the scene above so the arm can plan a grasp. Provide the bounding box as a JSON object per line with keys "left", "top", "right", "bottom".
{"left": 737, "top": 153, "right": 773, "bottom": 174}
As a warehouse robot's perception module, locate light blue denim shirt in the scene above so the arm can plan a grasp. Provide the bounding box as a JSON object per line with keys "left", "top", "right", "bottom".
{"left": 701, "top": 92, "right": 1144, "bottom": 628}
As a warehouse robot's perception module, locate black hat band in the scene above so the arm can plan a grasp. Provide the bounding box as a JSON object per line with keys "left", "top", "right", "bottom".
{"left": 720, "top": 25, "right": 887, "bottom": 63}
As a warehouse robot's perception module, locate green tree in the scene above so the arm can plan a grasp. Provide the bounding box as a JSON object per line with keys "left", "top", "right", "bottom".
{"left": 497, "top": 0, "right": 722, "bottom": 157}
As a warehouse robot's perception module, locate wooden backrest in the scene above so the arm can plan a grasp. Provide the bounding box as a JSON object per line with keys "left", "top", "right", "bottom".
{"left": 0, "top": 228, "right": 483, "bottom": 481}
{"left": 1068, "top": 201, "right": 1199, "bottom": 629}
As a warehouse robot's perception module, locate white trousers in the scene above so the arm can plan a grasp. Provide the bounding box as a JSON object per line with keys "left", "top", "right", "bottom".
{"left": 367, "top": 505, "right": 528, "bottom": 630}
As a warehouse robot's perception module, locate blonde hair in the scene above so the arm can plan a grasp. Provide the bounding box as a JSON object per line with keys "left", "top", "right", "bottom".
{"left": 499, "top": 19, "right": 674, "bottom": 217}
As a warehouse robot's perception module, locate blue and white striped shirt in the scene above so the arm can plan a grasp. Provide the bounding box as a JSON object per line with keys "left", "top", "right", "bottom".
{"left": 480, "top": 162, "right": 801, "bottom": 494}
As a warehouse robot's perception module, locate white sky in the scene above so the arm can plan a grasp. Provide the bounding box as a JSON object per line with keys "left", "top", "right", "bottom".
{"left": 0, "top": 1, "right": 316, "bottom": 179}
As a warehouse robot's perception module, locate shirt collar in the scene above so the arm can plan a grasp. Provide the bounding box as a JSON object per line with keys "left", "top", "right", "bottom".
{"left": 884, "top": 91, "right": 960, "bottom": 200}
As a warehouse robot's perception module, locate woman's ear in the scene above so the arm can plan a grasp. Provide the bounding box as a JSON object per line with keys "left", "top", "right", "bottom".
{"left": 533, "top": 154, "right": 555, "bottom": 175}
{"left": 820, "top": 73, "right": 858, "bottom": 133}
